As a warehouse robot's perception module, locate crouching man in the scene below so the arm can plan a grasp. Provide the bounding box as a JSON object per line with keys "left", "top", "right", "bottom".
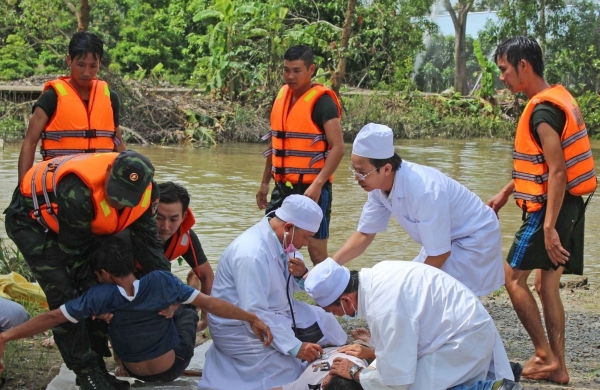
{"left": 0, "top": 236, "right": 272, "bottom": 389}
{"left": 305, "top": 259, "right": 521, "bottom": 390}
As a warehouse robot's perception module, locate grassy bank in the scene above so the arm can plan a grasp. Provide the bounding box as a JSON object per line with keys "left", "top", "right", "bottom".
{"left": 2, "top": 82, "right": 599, "bottom": 146}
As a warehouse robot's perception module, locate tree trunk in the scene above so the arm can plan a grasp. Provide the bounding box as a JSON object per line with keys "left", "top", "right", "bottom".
{"left": 444, "top": 0, "right": 473, "bottom": 96}
{"left": 78, "top": 0, "right": 91, "bottom": 31}
{"left": 62, "top": 0, "right": 91, "bottom": 31}
{"left": 331, "top": 0, "right": 357, "bottom": 97}
{"left": 539, "top": 0, "right": 546, "bottom": 54}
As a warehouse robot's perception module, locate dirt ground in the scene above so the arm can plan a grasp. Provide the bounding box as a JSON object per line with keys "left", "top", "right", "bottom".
{"left": 1, "top": 282, "right": 599, "bottom": 389}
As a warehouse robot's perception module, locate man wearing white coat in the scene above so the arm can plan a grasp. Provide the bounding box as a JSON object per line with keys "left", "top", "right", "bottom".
{"left": 305, "top": 258, "right": 520, "bottom": 390}
{"left": 335, "top": 123, "right": 504, "bottom": 296}
{"left": 199, "top": 195, "right": 347, "bottom": 390}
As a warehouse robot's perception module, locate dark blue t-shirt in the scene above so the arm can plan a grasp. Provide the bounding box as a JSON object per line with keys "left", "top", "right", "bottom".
{"left": 60, "top": 271, "right": 198, "bottom": 362}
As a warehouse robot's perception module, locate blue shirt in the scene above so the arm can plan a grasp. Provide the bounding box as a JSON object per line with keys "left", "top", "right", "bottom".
{"left": 60, "top": 271, "right": 199, "bottom": 362}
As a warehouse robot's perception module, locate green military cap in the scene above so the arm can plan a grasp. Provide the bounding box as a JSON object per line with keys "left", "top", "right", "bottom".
{"left": 107, "top": 150, "right": 155, "bottom": 207}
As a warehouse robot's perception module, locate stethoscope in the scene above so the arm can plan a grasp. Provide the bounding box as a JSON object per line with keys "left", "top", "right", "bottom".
{"left": 283, "top": 230, "right": 299, "bottom": 337}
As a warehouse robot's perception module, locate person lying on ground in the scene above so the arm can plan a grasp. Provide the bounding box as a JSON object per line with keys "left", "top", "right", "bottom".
{"left": 0, "top": 236, "right": 272, "bottom": 389}
{"left": 305, "top": 258, "right": 522, "bottom": 390}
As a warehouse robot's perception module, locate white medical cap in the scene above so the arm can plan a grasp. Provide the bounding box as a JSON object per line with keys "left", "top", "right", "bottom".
{"left": 352, "top": 123, "right": 395, "bottom": 159}
{"left": 275, "top": 194, "right": 323, "bottom": 233}
{"left": 305, "top": 257, "right": 350, "bottom": 307}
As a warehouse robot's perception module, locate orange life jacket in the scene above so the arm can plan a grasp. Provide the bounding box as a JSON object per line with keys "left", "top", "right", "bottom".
{"left": 41, "top": 77, "right": 116, "bottom": 160}
{"left": 164, "top": 208, "right": 201, "bottom": 278}
{"left": 264, "top": 84, "right": 341, "bottom": 185}
{"left": 20, "top": 153, "right": 152, "bottom": 235}
{"left": 513, "top": 85, "right": 597, "bottom": 212}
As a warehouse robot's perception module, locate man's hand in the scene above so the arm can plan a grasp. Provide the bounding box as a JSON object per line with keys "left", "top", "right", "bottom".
{"left": 303, "top": 182, "right": 323, "bottom": 203}
{"left": 288, "top": 257, "right": 308, "bottom": 278}
{"left": 487, "top": 191, "right": 510, "bottom": 216}
{"left": 158, "top": 303, "right": 179, "bottom": 319}
{"left": 544, "top": 227, "right": 569, "bottom": 266}
{"left": 296, "top": 342, "right": 324, "bottom": 362}
{"left": 337, "top": 344, "right": 376, "bottom": 360}
{"left": 330, "top": 357, "right": 357, "bottom": 380}
{"left": 197, "top": 318, "right": 208, "bottom": 332}
{"left": 92, "top": 313, "right": 114, "bottom": 323}
{"left": 256, "top": 183, "right": 270, "bottom": 210}
{"left": 249, "top": 317, "right": 273, "bottom": 347}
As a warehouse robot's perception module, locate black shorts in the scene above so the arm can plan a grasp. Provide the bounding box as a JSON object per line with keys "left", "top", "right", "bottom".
{"left": 506, "top": 194, "right": 586, "bottom": 275}
{"left": 265, "top": 181, "right": 332, "bottom": 240}
{"left": 125, "top": 307, "right": 199, "bottom": 383}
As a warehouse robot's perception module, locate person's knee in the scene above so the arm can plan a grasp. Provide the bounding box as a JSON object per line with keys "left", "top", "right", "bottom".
{"left": 0, "top": 301, "right": 29, "bottom": 330}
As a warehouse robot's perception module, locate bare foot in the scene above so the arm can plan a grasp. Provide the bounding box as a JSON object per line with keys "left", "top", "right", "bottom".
{"left": 187, "top": 270, "right": 200, "bottom": 290}
{"left": 546, "top": 369, "right": 569, "bottom": 385}
{"left": 522, "top": 355, "right": 560, "bottom": 380}
{"left": 350, "top": 328, "right": 371, "bottom": 343}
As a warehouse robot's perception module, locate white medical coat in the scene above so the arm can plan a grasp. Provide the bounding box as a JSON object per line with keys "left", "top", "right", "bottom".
{"left": 199, "top": 218, "right": 347, "bottom": 390}
{"left": 357, "top": 160, "right": 504, "bottom": 296}
{"left": 357, "top": 261, "right": 513, "bottom": 390}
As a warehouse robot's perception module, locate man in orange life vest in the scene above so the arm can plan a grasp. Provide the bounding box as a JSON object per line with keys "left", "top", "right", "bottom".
{"left": 488, "top": 36, "right": 596, "bottom": 385}
{"left": 156, "top": 181, "right": 215, "bottom": 332}
{"left": 3, "top": 150, "right": 170, "bottom": 390}
{"left": 17, "top": 31, "right": 126, "bottom": 183}
{"left": 256, "top": 45, "right": 344, "bottom": 265}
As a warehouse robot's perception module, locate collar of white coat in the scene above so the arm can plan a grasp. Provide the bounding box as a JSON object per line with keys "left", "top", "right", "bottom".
{"left": 258, "top": 217, "right": 287, "bottom": 264}
{"left": 357, "top": 268, "right": 372, "bottom": 319}
{"left": 117, "top": 279, "right": 140, "bottom": 301}
{"left": 380, "top": 162, "right": 405, "bottom": 202}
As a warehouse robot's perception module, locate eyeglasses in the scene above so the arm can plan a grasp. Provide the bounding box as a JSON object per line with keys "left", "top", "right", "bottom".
{"left": 348, "top": 166, "right": 378, "bottom": 181}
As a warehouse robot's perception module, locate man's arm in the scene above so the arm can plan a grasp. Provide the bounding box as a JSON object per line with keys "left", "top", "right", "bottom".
{"left": 487, "top": 180, "right": 515, "bottom": 216}
{"left": 538, "top": 122, "right": 568, "bottom": 266}
{"left": 0, "top": 309, "right": 67, "bottom": 373}
{"left": 56, "top": 176, "right": 95, "bottom": 256}
{"left": 114, "top": 126, "right": 126, "bottom": 152}
{"left": 256, "top": 149, "right": 273, "bottom": 210}
{"left": 334, "top": 231, "right": 376, "bottom": 265}
{"left": 423, "top": 251, "right": 451, "bottom": 269}
{"left": 191, "top": 293, "right": 272, "bottom": 346}
{"left": 304, "top": 118, "right": 344, "bottom": 202}
{"left": 18, "top": 107, "right": 48, "bottom": 182}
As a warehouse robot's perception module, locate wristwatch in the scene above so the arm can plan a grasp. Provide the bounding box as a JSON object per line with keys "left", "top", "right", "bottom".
{"left": 349, "top": 364, "right": 362, "bottom": 382}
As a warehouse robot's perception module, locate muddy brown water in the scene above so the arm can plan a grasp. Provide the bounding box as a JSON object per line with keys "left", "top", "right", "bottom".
{"left": 1, "top": 139, "right": 599, "bottom": 283}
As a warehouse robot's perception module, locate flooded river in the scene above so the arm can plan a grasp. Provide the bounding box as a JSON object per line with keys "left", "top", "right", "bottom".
{"left": 1, "top": 139, "right": 599, "bottom": 281}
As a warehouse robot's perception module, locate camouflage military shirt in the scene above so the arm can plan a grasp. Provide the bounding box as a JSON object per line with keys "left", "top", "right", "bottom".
{"left": 4, "top": 174, "right": 169, "bottom": 274}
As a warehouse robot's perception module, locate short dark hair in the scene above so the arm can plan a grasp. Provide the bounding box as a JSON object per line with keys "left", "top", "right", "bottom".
{"left": 325, "top": 374, "right": 363, "bottom": 390}
{"left": 284, "top": 45, "right": 314, "bottom": 68}
{"left": 68, "top": 31, "right": 104, "bottom": 61}
{"left": 88, "top": 236, "right": 134, "bottom": 277}
{"left": 369, "top": 153, "right": 402, "bottom": 172}
{"left": 331, "top": 271, "right": 360, "bottom": 306}
{"left": 158, "top": 181, "right": 190, "bottom": 212}
{"left": 494, "top": 36, "right": 544, "bottom": 77}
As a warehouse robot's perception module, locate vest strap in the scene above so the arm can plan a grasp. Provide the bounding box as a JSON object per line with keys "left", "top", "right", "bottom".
{"left": 561, "top": 128, "right": 588, "bottom": 149}
{"left": 513, "top": 150, "right": 545, "bottom": 164}
{"left": 513, "top": 191, "right": 547, "bottom": 203}
{"left": 41, "top": 149, "right": 114, "bottom": 158}
{"left": 565, "top": 149, "right": 593, "bottom": 169}
{"left": 567, "top": 169, "right": 597, "bottom": 190}
{"left": 271, "top": 167, "right": 323, "bottom": 175}
{"left": 41, "top": 129, "right": 115, "bottom": 141}
{"left": 512, "top": 170, "right": 549, "bottom": 184}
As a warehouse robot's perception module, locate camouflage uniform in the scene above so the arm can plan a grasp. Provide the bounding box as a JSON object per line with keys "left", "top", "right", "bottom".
{"left": 3, "top": 152, "right": 169, "bottom": 375}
